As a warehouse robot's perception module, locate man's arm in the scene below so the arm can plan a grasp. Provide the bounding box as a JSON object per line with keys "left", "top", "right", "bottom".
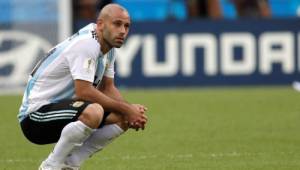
{"left": 97, "top": 76, "right": 148, "bottom": 113}
{"left": 97, "top": 76, "right": 124, "bottom": 101}
{"left": 74, "top": 79, "right": 146, "bottom": 128}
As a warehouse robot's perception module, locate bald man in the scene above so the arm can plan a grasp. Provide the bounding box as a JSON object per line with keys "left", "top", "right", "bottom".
{"left": 18, "top": 4, "right": 148, "bottom": 170}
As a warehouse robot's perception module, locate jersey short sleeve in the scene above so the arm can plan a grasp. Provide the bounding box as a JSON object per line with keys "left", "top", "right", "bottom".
{"left": 65, "top": 38, "right": 100, "bottom": 82}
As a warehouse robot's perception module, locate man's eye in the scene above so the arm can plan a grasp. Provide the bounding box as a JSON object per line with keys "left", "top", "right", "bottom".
{"left": 114, "top": 22, "right": 122, "bottom": 26}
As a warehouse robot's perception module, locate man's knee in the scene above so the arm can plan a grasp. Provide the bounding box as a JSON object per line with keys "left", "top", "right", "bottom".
{"left": 79, "top": 103, "right": 104, "bottom": 129}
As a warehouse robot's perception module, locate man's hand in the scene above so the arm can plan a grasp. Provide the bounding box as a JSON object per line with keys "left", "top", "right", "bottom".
{"left": 132, "top": 104, "right": 148, "bottom": 114}
{"left": 125, "top": 104, "right": 148, "bottom": 131}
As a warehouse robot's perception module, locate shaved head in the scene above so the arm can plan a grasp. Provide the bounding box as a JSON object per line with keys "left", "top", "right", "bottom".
{"left": 98, "top": 3, "right": 129, "bottom": 21}
{"left": 96, "top": 3, "right": 131, "bottom": 53}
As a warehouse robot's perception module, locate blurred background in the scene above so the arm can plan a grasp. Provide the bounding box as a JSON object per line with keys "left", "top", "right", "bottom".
{"left": 1, "top": 0, "right": 300, "bottom": 92}
{"left": 2, "top": 1, "right": 300, "bottom": 170}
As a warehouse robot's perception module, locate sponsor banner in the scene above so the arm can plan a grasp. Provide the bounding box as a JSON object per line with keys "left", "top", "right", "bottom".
{"left": 0, "top": 0, "right": 68, "bottom": 93}
{"left": 115, "top": 19, "right": 300, "bottom": 87}
{"left": 0, "top": 23, "right": 57, "bottom": 93}
{"left": 1, "top": 19, "right": 300, "bottom": 92}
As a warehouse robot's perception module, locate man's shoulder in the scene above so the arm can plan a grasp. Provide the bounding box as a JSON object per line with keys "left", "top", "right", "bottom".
{"left": 63, "top": 23, "right": 100, "bottom": 59}
{"left": 66, "top": 35, "right": 100, "bottom": 56}
{"left": 75, "top": 23, "right": 100, "bottom": 53}
{"left": 70, "top": 23, "right": 98, "bottom": 44}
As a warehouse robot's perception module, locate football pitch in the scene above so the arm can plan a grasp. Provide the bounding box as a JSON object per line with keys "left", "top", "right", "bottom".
{"left": 1, "top": 86, "right": 300, "bottom": 170}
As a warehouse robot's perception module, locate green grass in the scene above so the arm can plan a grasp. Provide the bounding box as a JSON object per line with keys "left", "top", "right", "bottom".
{"left": 1, "top": 86, "right": 300, "bottom": 170}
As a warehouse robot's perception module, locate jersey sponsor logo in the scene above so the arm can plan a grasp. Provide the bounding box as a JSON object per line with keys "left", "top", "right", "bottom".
{"left": 105, "top": 63, "right": 109, "bottom": 71}
{"left": 72, "top": 101, "right": 84, "bottom": 108}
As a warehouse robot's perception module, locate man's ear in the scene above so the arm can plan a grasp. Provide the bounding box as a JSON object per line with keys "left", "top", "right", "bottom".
{"left": 96, "top": 19, "right": 104, "bottom": 31}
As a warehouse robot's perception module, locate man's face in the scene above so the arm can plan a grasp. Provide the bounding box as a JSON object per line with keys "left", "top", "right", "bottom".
{"left": 100, "top": 10, "right": 130, "bottom": 48}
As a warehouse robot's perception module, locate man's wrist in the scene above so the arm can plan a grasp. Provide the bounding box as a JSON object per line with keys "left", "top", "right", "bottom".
{"left": 116, "top": 101, "right": 132, "bottom": 116}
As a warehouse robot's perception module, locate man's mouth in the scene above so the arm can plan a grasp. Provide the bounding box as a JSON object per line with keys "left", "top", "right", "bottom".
{"left": 116, "top": 37, "right": 124, "bottom": 41}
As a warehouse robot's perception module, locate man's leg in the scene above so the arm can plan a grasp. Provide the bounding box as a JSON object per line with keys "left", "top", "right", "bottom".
{"left": 41, "top": 103, "right": 104, "bottom": 168}
{"left": 64, "top": 113, "right": 128, "bottom": 167}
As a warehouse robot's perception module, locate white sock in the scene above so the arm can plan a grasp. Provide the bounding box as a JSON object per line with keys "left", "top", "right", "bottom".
{"left": 45, "top": 121, "right": 93, "bottom": 166}
{"left": 65, "top": 124, "right": 124, "bottom": 167}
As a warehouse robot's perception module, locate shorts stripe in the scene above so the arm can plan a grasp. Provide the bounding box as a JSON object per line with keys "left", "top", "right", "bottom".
{"left": 29, "top": 109, "right": 78, "bottom": 122}
{"left": 30, "top": 113, "right": 76, "bottom": 119}
{"left": 29, "top": 116, "right": 75, "bottom": 122}
{"left": 34, "top": 110, "right": 78, "bottom": 115}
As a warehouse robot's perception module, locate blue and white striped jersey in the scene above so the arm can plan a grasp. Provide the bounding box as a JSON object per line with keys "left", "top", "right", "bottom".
{"left": 18, "top": 23, "right": 116, "bottom": 122}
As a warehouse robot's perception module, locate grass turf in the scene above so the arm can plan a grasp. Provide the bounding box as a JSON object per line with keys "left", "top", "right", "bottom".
{"left": 1, "top": 86, "right": 300, "bottom": 170}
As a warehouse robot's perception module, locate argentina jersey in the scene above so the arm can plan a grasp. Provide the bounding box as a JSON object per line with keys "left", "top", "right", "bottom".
{"left": 93, "top": 49, "right": 116, "bottom": 87}
{"left": 18, "top": 23, "right": 113, "bottom": 122}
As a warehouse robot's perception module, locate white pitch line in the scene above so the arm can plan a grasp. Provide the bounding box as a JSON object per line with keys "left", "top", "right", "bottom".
{"left": 0, "top": 151, "right": 298, "bottom": 163}
{"left": 0, "top": 159, "right": 39, "bottom": 163}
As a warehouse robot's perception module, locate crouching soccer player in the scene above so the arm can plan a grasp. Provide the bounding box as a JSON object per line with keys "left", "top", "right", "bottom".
{"left": 18, "top": 4, "right": 148, "bottom": 170}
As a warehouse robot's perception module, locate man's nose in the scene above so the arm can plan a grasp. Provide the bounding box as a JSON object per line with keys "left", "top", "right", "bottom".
{"left": 120, "top": 26, "right": 126, "bottom": 34}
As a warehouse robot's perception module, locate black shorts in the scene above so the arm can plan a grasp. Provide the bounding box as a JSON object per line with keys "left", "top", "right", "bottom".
{"left": 20, "top": 100, "right": 110, "bottom": 145}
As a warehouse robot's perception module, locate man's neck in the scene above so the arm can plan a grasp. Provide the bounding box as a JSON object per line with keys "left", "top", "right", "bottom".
{"left": 100, "top": 40, "right": 111, "bottom": 55}
{"left": 96, "top": 30, "right": 111, "bottom": 55}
